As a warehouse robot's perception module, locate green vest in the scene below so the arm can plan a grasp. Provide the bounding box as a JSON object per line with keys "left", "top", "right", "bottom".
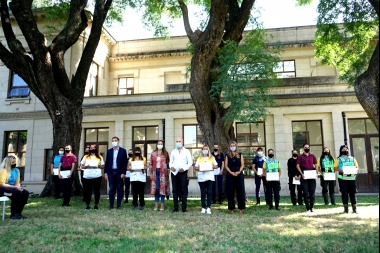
{"left": 266, "top": 159, "right": 279, "bottom": 173}
{"left": 337, "top": 157, "right": 356, "bottom": 180}
{"left": 322, "top": 158, "right": 334, "bottom": 173}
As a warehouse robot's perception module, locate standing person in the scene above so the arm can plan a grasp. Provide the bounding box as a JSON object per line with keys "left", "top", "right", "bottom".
{"left": 51, "top": 147, "right": 64, "bottom": 199}
{"left": 149, "top": 140, "right": 170, "bottom": 211}
{"left": 296, "top": 143, "right": 318, "bottom": 212}
{"left": 225, "top": 141, "right": 246, "bottom": 214}
{"left": 0, "top": 156, "right": 29, "bottom": 219}
{"left": 195, "top": 145, "right": 219, "bottom": 214}
{"left": 104, "top": 136, "right": 127, "bottom": 209}
{"left": 334, "top": 145, "right": 359, "bottom": 213}
{"left": 80, "top": 144, "right": 105, "bottom": 210}
{"left": 128, "top": 147, "right": 147, "bottom": 210}
{"left": 287, "top": 150, "right": 303, "bottom": 206}
{"left": 58, "top": 145, "right": 77, "bottom": 207}
{"left": 211, "top": 143, "right": 224, "bottom": 204}
{"left": 263, "top": 149, "right": 281, "bottom": 210}
{"left": 169, "top": 137, "right": 193, "bottom": 213}
{"left": 123, "top": 149, "right": 133, "bottom": 204}
{"left": 317, "top": 147, "right": 336, "bottom": 205}
{"left": 251, "top": 147, "right": 267, "bottom": 205}
{"left": 80, "top": 146, "right": 90, "bottom": 202}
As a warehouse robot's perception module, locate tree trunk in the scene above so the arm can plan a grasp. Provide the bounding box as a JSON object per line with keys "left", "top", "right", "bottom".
{"left": 354, "top": 42, "right": 379, "bottom": 132}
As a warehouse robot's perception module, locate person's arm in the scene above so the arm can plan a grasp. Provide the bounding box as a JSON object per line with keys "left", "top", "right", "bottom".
{"left": 58, "top": 162, "right": 63, "bottom": 179}
{"left": 127, "top": 161, "right": 132, "bottom": 171}
{"left": 0, "top": 171, "right": 22, "bottom": 191}
{"left": 262, "top": 162, "right": 267, "bottom": 177}
{"left": 69, "top": 160, "right": 76, "bottom": 179}
{"left": 194, "top": 159, "right": 200, "bottom": 171}
{"left": 252, "top": 159, "right": 257, "bottom": 174}
{"left": 238, "top": 154, "right": 245, "bottom": 175}
{"left": 169, "top": 150, "right": 176, "bottom": 172}
{"left": 225, "top": 156, "right": 234, "bottom": 176}
{"left": 98, "top": 157, "right": 105, "bottom": 169}
{"left": 334, "top": 158, "right": 340, "bottom": 172}
{"left": 51, "top": 156, "right": 54, "bottom": 175}
{"left": 316, "top": 158, "right": 322, "bottom": 174}
{"left": 213, "top": 158, "right": 218, "bottom": 169}
{"left": 278, "top": 162, "right": 281, "bottom": 180}
{"left": 287, "top": 159, "right": 290, "bottom": 177}
{"left": 184, "top": 149, "right": 193, "bottom": 171}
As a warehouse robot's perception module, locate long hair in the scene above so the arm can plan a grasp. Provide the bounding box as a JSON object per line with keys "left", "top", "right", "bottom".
{"left": 87, "top": 143, "right": 101, "bottom": 159}
{"left": 0, "top": 156, "right": 15, "bottom": 181}
{"left": 201, "top": 145, "right": 213, "bottom": 159}
{"left": 155, "top": 140, "right": 169, "bottom": 159}
{"left": 338, "top": 145, "right": 349, "bottom": 157}
{"left": 320, "top": 147, "right": 334, "bottom": 165}
{"left": 132, "top": 147, "right": 143, "bottom": 161}
{"left": 228, "top": 141, "right": 240, "bottom": 158}
{"left": 57, "top": 146, "right": 64, "bottom": 155}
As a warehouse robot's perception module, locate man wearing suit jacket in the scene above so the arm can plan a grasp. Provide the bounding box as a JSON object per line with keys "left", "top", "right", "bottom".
{"left": 105, "top": 136, "right": 127, "bottom": 209}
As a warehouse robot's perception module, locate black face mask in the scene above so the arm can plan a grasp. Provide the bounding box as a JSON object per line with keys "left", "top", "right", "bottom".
{"left": 213, "top": 149, "right": 218, "bottom": 152}
{"left": 304, "top": 148, "right": 310, "bottom": 153}
{"left": 11, "top": 164, "right": 16, "bottom": 168}
{"left": 268, "top": 154, "right": 274, "bottom": 158}
{"left": 135, "top": 153, "right": 140, "bottom": 156}
{"left": 65, "top": 150, "right": 70, "bottom": 153}
{"left": 342, "top": 150, "right": 349, "bottom": 155}
{"left": 128, "top": 153, "right": 133, "bottom": 157}
{"left": 323, "top": 151, "right": 329, "bottom": 156}
{"left": 90, "top": 149, "right": 96, "bottom": 154}
{"left": 292, "top": 154, "right": 298, "bottom": 158}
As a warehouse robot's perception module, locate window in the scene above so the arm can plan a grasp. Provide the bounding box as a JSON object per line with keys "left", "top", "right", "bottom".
{"left": 236, "top": 122, "right": 266, "bottom": 168}
{"left": 274, "top": 60, "right": 296, "bottom": 78}
{"left": 292, "top": 121, "right": 323, "bottom": 154}
{"left": 118, "top": 77, "right": 134, "bottom": 95}
{"left": 84, "top": 128, "right": 109, "bottom": 159}
{"left": 348, "top": 119, "right": 378, "bottom": 135}
{"left": 3, "top": 131, "right": 27, "bottom": 180}
{"left": 8, "top": 72, "right": 30, "bottom": 98}
{"left": 84, "top": 62, "right": 98, "bottom": 97}
{"left": 183, "top": 125, "right": 205, "bottom": 177}
{"left": 132, "top": 126, "right": 159, "bottom": 164}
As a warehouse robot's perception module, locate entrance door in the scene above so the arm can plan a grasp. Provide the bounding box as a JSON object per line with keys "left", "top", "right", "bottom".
{"left": 350, "top": 135, "right": 379, "bottom": 193}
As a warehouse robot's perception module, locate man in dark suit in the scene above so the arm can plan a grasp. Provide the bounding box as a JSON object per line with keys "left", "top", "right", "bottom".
{"left": 105, "top": 136, "right": 127, "bottom": 209}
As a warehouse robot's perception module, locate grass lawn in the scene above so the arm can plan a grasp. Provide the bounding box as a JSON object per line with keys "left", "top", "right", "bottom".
{"left": 0, "top": 195, "right": 378, "bottom": 253}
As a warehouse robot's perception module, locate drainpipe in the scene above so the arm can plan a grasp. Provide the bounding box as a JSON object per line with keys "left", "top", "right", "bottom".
{"left": 342, "top": 112, "right": 348, "bottom": 146}
{"left": 162, "top": 119, "right": 165, "bottom": 142}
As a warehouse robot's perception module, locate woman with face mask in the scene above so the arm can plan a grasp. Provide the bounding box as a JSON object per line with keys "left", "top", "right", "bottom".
{"left": 80, "top": 144, "right": 105, "bottom": 210}
{"left": 194, "top": 145, "right": 218, "bottom": 214}
{"left": 317, "top": 147, "right": 336, "bottom": 205}
{"left": 334, "top": 145, "right": 359, "bottom": 213}
{"left": 0, "top": 156, "right": 29, "bottom": 219}
{"left": 287, "top": 150, "right": 303, "bottom": 206}
{"left": 225, "top": 141, "right": 246, "bottom": 214}
{"left": 58, "top": 145, "right": 77, "bottom": 207}
{"left": 127, "top": 147, "right": 147, "bottom": 210}
{"left": 51, "top": 147, "right": 64, "bottom": 199}
{"left": 149, "top": 140, "right": 170, "bottom": 211}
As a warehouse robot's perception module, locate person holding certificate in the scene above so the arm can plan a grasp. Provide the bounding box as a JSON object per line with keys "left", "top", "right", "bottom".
{"left": 225, "top": 141, "right": 245, "bottom": 214}
{"left": 123, "top": 149, "right": 133, "bottom": 204}
{"left": 334, "top": 145, "right": 359, "bottom": 213}
{"left": 287, "top": 150, "right": 303, "bottom": 206}
{"left": 127, "top": 147, "right": 147, "bottom": 210}
{"left": 149, "top": 141, "right": 170, "bottom": 211}
{"left": 80, "top": 144, "right": 105, "bottom": 210}
{"left": 211, "top": 143, "right": 224, "bottom": 204}
{"left": 317, "top": 147, "right": 336, "bottom": 205}
{"left": 51, "top": 147, "right": 64, "bottom": 199}
{"left": 296, "top": 143, "right": 318, "bottom": 212}
{"left": 263, "top": 149, "right": 281, "bottom": 210}
{"left": 58, "top": 145, "right": 77, "bottom": 207}
{"left": 251, "top": 147, "right": 267, "bottom": 205}
{"left": 195, "top": 145, "right": 219, "bottom": 214}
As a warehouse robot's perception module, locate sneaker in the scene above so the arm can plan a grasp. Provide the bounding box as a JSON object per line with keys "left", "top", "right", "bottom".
{"left": 201, "top": 208, "right": 206, "bottom": 214}
{"left": 206, "top": 208, "right": 211, "bottom": 214}
{"left": 275, "top": 207, "right": 281, "bottom": 211}
{"left": 94, "top": 205, "right": 99, "bottom": 210}
{"left": 84, "top": 205, "right": 90, "bottom": 211}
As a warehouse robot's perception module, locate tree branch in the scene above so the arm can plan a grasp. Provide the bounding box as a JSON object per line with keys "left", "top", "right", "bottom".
{"left": 367, "top": 0, "right": 379, "bottom": 18}
{"left": 178, "top": 0, "right": 198, "bottom": 43}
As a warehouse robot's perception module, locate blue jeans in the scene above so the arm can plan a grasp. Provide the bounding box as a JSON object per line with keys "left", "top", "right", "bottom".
{"left": 155, "top": 169, "right": 165, "bottom": 203}
{"left": 255, "top": 174, "right": 267, "bottom": 199}
{"left": 108, "top": 170, "right": 123, "bottom": 207}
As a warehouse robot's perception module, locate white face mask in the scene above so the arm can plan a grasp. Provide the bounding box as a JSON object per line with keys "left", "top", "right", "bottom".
{"left": 59, "top": 151, "right": 64, "bottom": 155}
{"left": 157, "top": 145, "right": 163, "bottom": 150}
{"left": 112, "top": 141, "right": 118, "bottom": 147}
{"left": 257, "top": 151, "right": 263, "bottom": 156}
{"left": 230, "top": 147, "right": 236, "bottom": 152}
{"left": 202, "top": 150, "right": 208, "bottom": 155}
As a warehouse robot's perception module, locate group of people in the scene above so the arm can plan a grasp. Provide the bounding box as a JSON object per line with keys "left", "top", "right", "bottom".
{"left": 0, "top": 135, "right": 359, "bottom": 219}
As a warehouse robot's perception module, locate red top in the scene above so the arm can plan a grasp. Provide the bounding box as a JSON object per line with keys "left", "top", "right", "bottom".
{"left": 60, "top": 154, "right": 77, "bottom": 170}
{"left": 296, "top": 153, "right": 317, "bottom": 170}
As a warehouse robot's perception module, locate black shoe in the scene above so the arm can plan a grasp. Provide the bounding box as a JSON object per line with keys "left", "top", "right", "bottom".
{"left": 166, "top": 195, "right": 169, "bottom": 200}
{"left": 10, "top": 214, "right": 21, "bottom": 220}
{"left": 269, "top": 206, "right": 274, "bottom": 210}
{"left": 17, "top": 214, "right": 27, "bottom": 219}
{"left": 182, "top": 209, "right": 187, "bottom": 213}
{"left": 109, "top": 206, "right": 114, "bottom": 210}
{"left": 124, "top": 199, "right": 128, "bottom": 204}
{"left": 292, "top": 203, "right": 297, "bottom": 206}
{"left": 179, "top": 198, "right": 182, "bottom": 202}
{"left": 133, "top": 206, "right": 138, "bottom": 210}
{"left": 275, "top": 207, "right": 281, "bottom": 211}
{"left": 139, "top": 206, "right": 144, "bottom": 210}
{"left": 212, "top": 201, "right": 216, "bottom": 204}
{"left": 82, "top": 198, "right": 85, "bottom": 202}
{"left": 310, "top": 208, "right": 314, "bottom": 212}
{"left": 219, "top": 201, "right": 222, "bottom": 204}
{"left": 94, "top": 205, "right": 99, "bottom": 210}
{"left": 117, "top": 205, "right": 121, "bottom": 209}
{"left": 172, "top": 209, "right": 179, "bottom": 213}
{"left": 84, "top": 205, "right": 90, "bottom": 211}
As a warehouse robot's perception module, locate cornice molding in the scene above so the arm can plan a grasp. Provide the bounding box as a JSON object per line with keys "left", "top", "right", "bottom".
{"left": 109, "top": 50, "right": 191, "bottom": 62}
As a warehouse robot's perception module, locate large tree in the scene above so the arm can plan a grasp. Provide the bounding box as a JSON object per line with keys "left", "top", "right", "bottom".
{"left": 0, "top": 0, "right": 116, "bottom": 196}
{"left": 298, "top": 0, "right": 379, "bottom": 131}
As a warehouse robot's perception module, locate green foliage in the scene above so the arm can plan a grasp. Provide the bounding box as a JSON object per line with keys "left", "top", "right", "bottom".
{"left": 210, "top": 28, "right": 282, "bottom": 125}
{"left": 297, "top": 0, "right": 378, "bottom": 85}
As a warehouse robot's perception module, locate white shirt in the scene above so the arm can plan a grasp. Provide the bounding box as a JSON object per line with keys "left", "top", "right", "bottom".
{"left": 130, "top": 171, "right": 147, "bottom": 182}
{"left": 156, "top": 156, "right": 161, "bottom": 169}
{"left": 169, "top": 147, "right": 193, "bottom": 172}
{"left": 112, "top": 147, "right": 119, "bottom": 169}
{"left": 195, "top": 157, "right": 218, "bottom": 182}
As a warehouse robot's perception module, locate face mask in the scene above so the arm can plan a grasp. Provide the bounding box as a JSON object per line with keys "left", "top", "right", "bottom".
{"left": 202, "top": 150, "right": 208, "bottom": 155}
{"left": 112, "top": 142, "right": 118, "bottom": 147}
{"left": 213, "top": 149, "right": 218, "bottom": 152}
{"left": 65, "top": 149, "right": 70, "bottom": 153}
{"left": 268, "top": 154, "right": 274, "bottom": 158}
{"left": 90, "top": 149, "right": 96, "bottom": 154}
{"left": 135, "top": 152, "right": 140, "bottom": 156}
{"left": 157, "top": 145, "right": 163, "bottom": 150}
{"left": 304, "top": 148, "right": 310, "bottom": 153}
{"left": 230, "top": 147, "right": 236, "bottom": 152}
{"left": 292, "top": 154, "right": 298, "bottom": 158}
{"left": 342, "top": 150, "right": 349, "bottom": 156}
{"left": 324, "top": 151, "right": 329, "bottom": 156}
{"left": 176, "top": 142, "right": 182, "bottom": 149}
{"left": 59, "top": 151, "right": 64, "bottom": 155}
{"left": 257, "top": 152, "right": 263, "bottom": 156}
{"left": 11, "top": 164, "right": 16, "bottom": 168}
{"left": 128, "top": 153, "right": 133, "bottom": 157}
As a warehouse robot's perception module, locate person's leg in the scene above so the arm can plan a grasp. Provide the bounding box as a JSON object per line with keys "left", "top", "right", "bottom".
{"left": 226, "top": 173, "right": 235, "bottom": 211}
{"left": 93, "top": 177, "right": 102, "bottom": 207}
{"left": 124, "top": 177, "right": 130, "bottom": 202}
{"left": 322, "top": 179, "right": 329, "bottom": 205}
{"left": 139, "top": 182, "right": 146, "bottom": 208}
{"left": 236, "top": 173, "right": 246, "bottom": 211}
{"left": 206, "top": 181, "right": 213, "bottom": 209}
{"left": 60, "top": 179, "right": 66, "bottom": 205}
{"left": 131, "top": 182, "right": 138, "bottom": 208}
{"left": 262, "top": 176, "right": 268, "bottom": 205}
{"left": 53, "top": 175, "right": 61, "bottom": 198}
{"left": 179, "top": 172, "right": 188, "bottom": 211}
{"left": 274, "top": 182, "right": 281, "bottom": 209}
{"left": 255, "top": 174, "right": 261, "bottom": 204}
{"left": 329, "top": 180, "right": 336, "bottom": 205}
{"left": 171, "top": 174, "right": 179, "bottom": 211}
{"left": 18, "top": 189, "right": 29, "bottom": 216}
{"left": 309, "top": 179, "right": 316, "bottom": 210}
{"left": 82, "top": 178, "right": 91, "bottom": 206}
{"left": 301, "top": 178, "right": 310, "bottom": 211}
{"left": 338, "top": 179, "right": 349, "bottom": 213}
{"left": 4, "top": 188, "right": 23, "bottom": 216}
{"left": 212, "top": 176, "right": 217, "bottom": 204}
{"left": 199, "top": 182, "right": 206, "bottom": 209}
{"left": 108, "top": 172, "right": 116, "bottom": 208}
{"left": 217, "top": 174, "right": 223, "bottom": 203}
{"left": 348, "top": 180, "right": 357, "bottom": 213}
{"left": 289, "top": 177, "right": 296, "bottom": 205}
{"left": 297, "top": 184, "right": 303, "bottom": 205}
{"left": 266, "top": 181, "right": 274, "bottom": 209}
{"left": 116, "top": 173, "right": 123, "bottom": 207}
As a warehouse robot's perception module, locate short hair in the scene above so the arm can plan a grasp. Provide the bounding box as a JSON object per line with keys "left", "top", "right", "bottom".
{"left": 213, "top": 143, "right": 219, "bottom": 146}
{"left": 268, "top": 149, "right": 274, "bottom": 153}
{"left": 303, "top": 143, "right": 310, "bottom": 147}
{"left": 112, "top": 136, "right": 120, "bottom": 141}
{"left": 292, "top": 149, "right": 297, "bottom": 153}
{"left": 257, "top": 147, "right": 263, "bottom": 151}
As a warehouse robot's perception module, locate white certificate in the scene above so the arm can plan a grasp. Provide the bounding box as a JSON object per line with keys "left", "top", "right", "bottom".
{"left": 293, "top": 177, "right": 301, "bottom": 185}
{"left": 323, "top": 173, "right": 336, "bottom": 181}
{"left": 214, "top": 167, "right": 221, "bottom": 175}
{"left": 171, "top": 167, "right": 179, "bottom": 176}
{"left": 304, "top": 170, "right": 317, "bottom": 179}
{"left": 83, "top": 169, "right": 102, "bottom": 178}
{"left": 343, "top": 166, "right": 358, "bottom": 174}
{"left": 86, "top": 160, "right": 99, "bottom": 167}
{"left": 199, "top": 162, "right": 213, "bottom": 172}
{"left": 257, "top": 168, "right": 263, "bottom": 176}
{"left": 53, "top": 169, "right": 59, "bottom": 176}
{"left": 131, "top": 161, "right": 144, "bottom": 170}
{"left": 266, "top": 172, "right": 279, "bottom": 181}
{"left": 60, "top": 170, "right": 70, "bottom": 179}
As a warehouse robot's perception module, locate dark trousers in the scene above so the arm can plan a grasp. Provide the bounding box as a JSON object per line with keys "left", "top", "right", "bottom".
{"left": 255, "top": 174, "right": 267, "bottom": 199}
{"left": 266, "top": 181, "right": 281, "bottom": 208}
{"left": 289, "top": 176, "right": 303, "bottom": 205}
{"left": 60, "top": 178, "right": 73, "bottom": 205}
{"left": 83, "top": 177, "right": 102, "bottom": 206}
{"left": 124, "top": 177, "right": 131, "bottom": 200}
{"left": 80, "top": 170, "right": 84, "bottom": 199}
{"left": 226, "top": 171, "right": 246, "bottom": 210}
{"left": 301, "top": 178, "right": 316, "bottom": 210}
{"left": 172, "top": 171, "right": 188, "bottom": 211}
{"left": 108, "top": 170, "right": 123, "bottom": 207}
{"left": 199, "top": 181, "right": 213, "bottom": 208}
{"left": 52, "top": 175, "right": 61, "bottom": 198}
{"left": 131, "top": 181, "right": 146, "bottom": 207}
{"left": 212, "top": 175, "right": 223, "bottom": 200}
{"left": 338, "top": 179, "right": 357, "bottom": 205}
{"left": 0, "top": 188, "right": 29, "bottom": 215}
{"left": 322, "top": 178, "right": 336, "bottom": 194}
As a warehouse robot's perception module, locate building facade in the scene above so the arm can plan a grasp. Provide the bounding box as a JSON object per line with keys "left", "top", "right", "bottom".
{"left": 0, "top": 17, "right": 378, "bottom": 195}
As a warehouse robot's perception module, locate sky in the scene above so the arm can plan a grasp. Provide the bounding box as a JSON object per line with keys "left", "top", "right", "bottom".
{"left": 107, "top": 0, "right": 320, "bottom": 41}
